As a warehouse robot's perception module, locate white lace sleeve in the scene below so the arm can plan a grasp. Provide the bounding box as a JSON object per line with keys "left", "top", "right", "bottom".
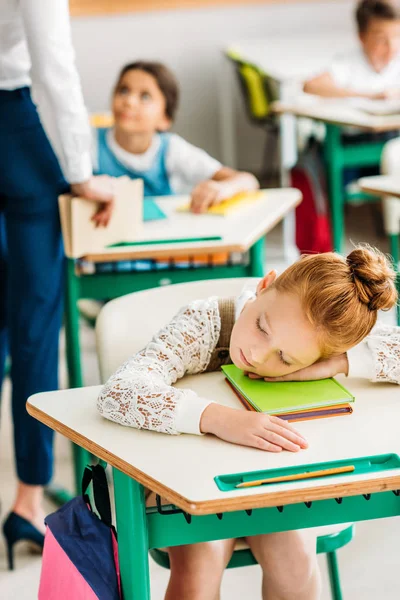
{"left": 347, "top": 325, "right": 400, "bottom": 384}
{"left": 97, "top": 297, "right": 221, "bottom": 435}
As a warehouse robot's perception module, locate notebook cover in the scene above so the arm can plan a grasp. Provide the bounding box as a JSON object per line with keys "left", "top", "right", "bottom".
{"left": 348, "top": 97, "right": 400, "bottom": 115}
{"left": 143, "top": 199, "right": 167, "bottom": 221}
{"left": 59, "top": 177, "right": 143, "bottom": 258}
{"left": 176, "top": 191, "right": 265, "bottom": 216}
{"left": 222, "top": 364, "right": 354, "bottom": 414}
{"left": 225, "top": 380, "right": 353, "bottom": 422}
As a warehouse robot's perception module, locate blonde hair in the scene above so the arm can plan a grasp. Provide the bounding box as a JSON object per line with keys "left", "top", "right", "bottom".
{"left": 273, "top": 246, "right": 398, "bottom": 357}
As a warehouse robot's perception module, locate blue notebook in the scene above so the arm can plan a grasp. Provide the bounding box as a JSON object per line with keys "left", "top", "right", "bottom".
{"left": 143, "top": 198, "right": 167, "bottom": 222}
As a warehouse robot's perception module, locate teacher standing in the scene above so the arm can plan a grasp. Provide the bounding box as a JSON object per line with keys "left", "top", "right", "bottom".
{"left": 0, "top": 0, "right": 112, "bottom": 567}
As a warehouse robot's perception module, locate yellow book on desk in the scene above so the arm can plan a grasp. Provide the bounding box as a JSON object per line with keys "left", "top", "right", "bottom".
{"left": 176, "top": 191, "right": 265, "bottom": 216}
{"left": 58, "top": 177, "right": 143, "bottom": 258}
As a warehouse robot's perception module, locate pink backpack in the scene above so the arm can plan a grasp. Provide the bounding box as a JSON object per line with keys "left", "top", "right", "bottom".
{"left": 39, "top": 465, "right": 122, "bottom": 600}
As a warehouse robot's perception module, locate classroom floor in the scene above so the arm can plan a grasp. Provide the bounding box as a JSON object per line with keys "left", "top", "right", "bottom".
{"left": 0, "top": 204, "right": 399, "bottom": 599}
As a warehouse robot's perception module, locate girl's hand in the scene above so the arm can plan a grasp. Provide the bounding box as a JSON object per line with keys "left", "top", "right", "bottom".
{"left": 246, "top": 354, "right": 349, "bottom": 383}
{"left": 190, "top": 180, "right": 223, "bottom": 213}
{"left": 200, "top": 404, "right": 308, "bottom": 452}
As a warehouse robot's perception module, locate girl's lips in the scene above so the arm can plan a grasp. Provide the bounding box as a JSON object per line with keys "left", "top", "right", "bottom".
{"left": 239, "top": 349, "right": 253, "bottom": 368}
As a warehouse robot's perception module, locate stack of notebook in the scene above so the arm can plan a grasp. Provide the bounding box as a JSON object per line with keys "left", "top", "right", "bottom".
{"left": 222, "top": 365, "right": 354, "bottom": 422}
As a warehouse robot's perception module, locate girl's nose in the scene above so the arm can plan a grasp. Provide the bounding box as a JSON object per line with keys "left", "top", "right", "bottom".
{"left": 249, "top": 345, "right": 270, "bottom": 366}
{"left": 125, "top": 93, "right": 138, "bottom": 107}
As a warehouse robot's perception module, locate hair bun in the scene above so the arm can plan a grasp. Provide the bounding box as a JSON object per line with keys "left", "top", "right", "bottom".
{"left": 346, "top": 246, "right": 398, "bottom": 311}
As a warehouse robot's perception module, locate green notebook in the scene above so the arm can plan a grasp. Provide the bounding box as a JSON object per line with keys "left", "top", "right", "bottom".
{"left": 221, "top": 364, "right": 355, "bottom": 415}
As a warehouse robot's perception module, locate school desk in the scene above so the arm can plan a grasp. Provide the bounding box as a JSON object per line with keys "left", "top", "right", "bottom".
{"left": 359, "top": 175, "right": 400, "bottom": 325}
{"left": 220, "top": 31, "right": 355, "bottom": 264}
{"left": 27, "top": 372, "right": 400, "bottom": 600}
{"left": 359, "top": 175, "right": 400, "bottom": 266}
{"left": 64, "top": 189, "right": 301, "bottom": 391}
{"left": 220, "top": 31, "right": 355, "bottom": 168}
{"left": 273, "top": 98, "right": 400, "bottom": 252}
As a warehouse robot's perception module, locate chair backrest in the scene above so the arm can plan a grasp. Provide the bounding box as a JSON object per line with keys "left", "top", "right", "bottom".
{"left": 95, "top": 278, "right": 257, "bottom": 382}
{"left": 226, "top": 49, "right": 278, "bottom": 125}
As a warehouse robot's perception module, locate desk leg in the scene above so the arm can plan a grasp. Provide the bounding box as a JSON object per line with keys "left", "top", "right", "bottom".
{"left": 113, "top": 469, "right": 150, "bottom": 600}
{"left": 249, "top": 238, "right": 265, "bottom": 277}
{"left": 278, "top": 94, "right": 300, "bottom": 265}
{"left": 64, "top": 258, "right": 83, "bottom": 388}
{"left": 389, "top": 234, "right": 399, "bottom": 267}
{"left": 325, "top": 124, "right": 344, "bottom": 253}
{"left": 218, "top": 54, "right": 237, "bottom": 168}
{"left": 64, "top": 259, "right": 92, "bottom": 494}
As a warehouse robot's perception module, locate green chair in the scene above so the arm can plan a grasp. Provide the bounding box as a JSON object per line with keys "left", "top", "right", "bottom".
{"left": 150, "top": 524, "right": 354, "bottom": 600}
{"left": 226, "top": 49, "right": 279, "bottom": 182}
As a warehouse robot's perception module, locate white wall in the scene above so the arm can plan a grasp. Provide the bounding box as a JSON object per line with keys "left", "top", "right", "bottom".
{"left": 71, "top": 1, "right": 354, "bottom": 171}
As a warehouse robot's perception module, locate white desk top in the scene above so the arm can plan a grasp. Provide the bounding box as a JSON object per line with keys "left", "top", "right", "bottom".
{"left": 27, "top": 373, "right": 400, "bottom": 515}
{"left": 273, "top": 97, "right": 400, "bottom": 132}
{"left": 83, "top": 189, "right": 301, "bottom": 263}
{"left": 226, "top": 31, "right": 355, "bottom": 82}
{"left": 359, "top": 175, "right": 400, "bottom": 198}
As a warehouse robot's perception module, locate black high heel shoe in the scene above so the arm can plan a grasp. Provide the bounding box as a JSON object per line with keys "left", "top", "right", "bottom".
{"left": 2, "top": 512, "right": 45, "bottom": 570}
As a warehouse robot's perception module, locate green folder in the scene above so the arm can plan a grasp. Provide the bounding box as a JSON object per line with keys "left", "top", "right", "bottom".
{"left": 221, "top": 364, "right": 354, "bottom": 415}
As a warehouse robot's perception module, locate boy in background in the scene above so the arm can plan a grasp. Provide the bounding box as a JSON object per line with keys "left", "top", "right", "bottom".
{"left": 304, "top": 0, "right": 400, "bottom": 100}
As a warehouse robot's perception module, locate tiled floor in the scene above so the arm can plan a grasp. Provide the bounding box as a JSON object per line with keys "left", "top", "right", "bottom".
{"left": 0, "top": 204, "right": 399, "bottom": 599}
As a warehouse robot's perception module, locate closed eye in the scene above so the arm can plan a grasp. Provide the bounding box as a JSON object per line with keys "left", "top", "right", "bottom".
{"left": 257, "top": 316, "right": 291, "bottom": 366}
{"left": 256, "top": 316, "right": 267, "bottom": 335}
{"left": 278, "top": 351, "right": 291, "bottom": 367}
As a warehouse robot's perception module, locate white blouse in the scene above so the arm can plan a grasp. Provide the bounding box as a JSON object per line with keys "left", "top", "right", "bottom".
{"left": 0, "top": 0, "right": 91, "bottom": 183}
{"left": 92, "top": 130, "right": 222, "bottom": 195}
{"left": 97, "top": 296, "right": 400, "bottom": 436}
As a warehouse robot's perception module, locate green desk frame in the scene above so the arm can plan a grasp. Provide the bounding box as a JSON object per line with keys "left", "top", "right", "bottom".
{"left": 63, "top": 239, "right": 265, "bottom": 493}
{"left": 324, "top": 124, "right": 387, "bottom": 253}
{"left": 112, "top": 469, "right": 400, "bottom": 600}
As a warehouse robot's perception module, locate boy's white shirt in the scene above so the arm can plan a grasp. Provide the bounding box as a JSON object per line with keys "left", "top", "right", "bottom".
{"left": 329, "top": 48, "right": 400, "bottom": 94}
{"left": 91, "top": 129, "right": 222, "bottom": 194}
{"left": 97, "top": 287, "right": 400, "bottom": 436}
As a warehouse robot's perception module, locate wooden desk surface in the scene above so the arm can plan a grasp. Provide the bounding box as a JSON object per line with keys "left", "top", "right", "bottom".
{"left": 27, "top": 373, "right": 400, "bottom": 515}
{"left": 359, "top": 175, "right": 400, "bottom": 198}
{"left": 273, "top": 98, "right": 400, "bottom": 132}
{"left": 226, "top": 31, "right": 355, "bottom": 82}
{"left": 82, "top": 189, "right": 301, "bottom": 263}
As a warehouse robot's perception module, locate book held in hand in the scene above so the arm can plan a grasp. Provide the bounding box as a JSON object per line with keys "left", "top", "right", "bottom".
{"left": 58, "top": 177, "right": 143, "bottom": 258}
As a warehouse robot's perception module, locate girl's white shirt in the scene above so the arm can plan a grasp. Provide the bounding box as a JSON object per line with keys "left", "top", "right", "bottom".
{"left": 97, "top": 291, "right": 400, "bottom": 436}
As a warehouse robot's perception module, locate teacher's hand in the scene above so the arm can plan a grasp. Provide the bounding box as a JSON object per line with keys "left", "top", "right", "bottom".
{"left": 71, "top": 175, "right": 115, "bottom": 227}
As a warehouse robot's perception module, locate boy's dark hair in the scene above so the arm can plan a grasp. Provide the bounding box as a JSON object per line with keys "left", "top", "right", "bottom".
{"left": 356, "top": 0, "right": 400, "bottom": 33}
{"left": 114, "top": 61, "right": 179, "bottom": 121}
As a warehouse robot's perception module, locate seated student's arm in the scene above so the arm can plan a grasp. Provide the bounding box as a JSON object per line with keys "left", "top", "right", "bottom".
{"left": 191, "top": 167, "right": 259, "bottom": 214}
{"left": 257, "top": 325, "right": 400, "bottom": 384}
{"left": 303, "top": 71, "right": 384, "bottom": 99}
{"left": 165, "top": 134, "right": 259, "bottom": 213}
{"left": 97, "top": 297, "right": 306, "bottom": 452}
